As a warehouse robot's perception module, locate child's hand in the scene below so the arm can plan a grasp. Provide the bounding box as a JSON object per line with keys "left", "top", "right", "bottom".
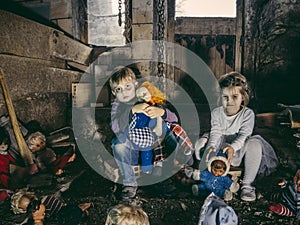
{"left": 32, "top": 204, "right": 46, "bottom": 225}
{"left": 131, "top": 103, "right": 149, "bottom": 114}
{"left": 222, "top": 145, "right": 234, "bottom": 164}
{"left": 144, "top": 106, "right": 165, "bottom": 118}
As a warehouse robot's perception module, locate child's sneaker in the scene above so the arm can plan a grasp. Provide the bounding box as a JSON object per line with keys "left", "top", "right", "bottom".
{"left": 240, "top": 185, "right": 256, "bottom": 202}
{"left": 121, "top": 186, "right": 137, "bottom": 202}
{"left": 192, "top": 184, "right": 199, "bottom": 196}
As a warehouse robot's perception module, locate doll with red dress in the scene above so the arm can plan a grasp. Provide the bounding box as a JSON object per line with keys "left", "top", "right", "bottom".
{"left": 0, "top": 126, "right": 15, "bottom": 202}
{"left": 26, "top": 131, "right": 76, "bottom": 175}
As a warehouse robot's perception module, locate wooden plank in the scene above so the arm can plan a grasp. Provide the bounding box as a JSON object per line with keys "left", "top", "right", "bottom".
{"left": 175, "top": 17, "right": 236, "bottom": 35}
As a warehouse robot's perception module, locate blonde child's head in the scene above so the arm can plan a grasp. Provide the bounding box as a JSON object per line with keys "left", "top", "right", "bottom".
{"left": 27, "top": 131, "right": 46, "bottom": 153}
{"left": 105, "top": 203, "right": 150, "bottom": 225}
{"left": 218, "top": 71, "right": 251, "bottom": 106}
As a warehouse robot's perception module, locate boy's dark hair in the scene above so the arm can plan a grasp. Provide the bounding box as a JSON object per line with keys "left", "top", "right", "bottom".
{"left": 109, "top": 66, "right": 137, "bottom": 89}
{"left": 0, "top": 126, "right": 11, "bottom": 146}
{"left": 211, "top": 159, "right": 226, "bottom": 170}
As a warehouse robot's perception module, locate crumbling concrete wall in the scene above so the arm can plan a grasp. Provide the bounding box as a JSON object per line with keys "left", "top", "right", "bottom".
{"left": 243, "top": 0, "right": 300, "bottom": 112}
{"left": 0, "top": 9, "right": 92, "bottom": 131}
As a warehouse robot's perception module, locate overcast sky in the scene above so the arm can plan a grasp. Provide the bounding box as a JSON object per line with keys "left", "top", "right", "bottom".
{"left": 176, "top": 0, "right": 236, "bottom": 17}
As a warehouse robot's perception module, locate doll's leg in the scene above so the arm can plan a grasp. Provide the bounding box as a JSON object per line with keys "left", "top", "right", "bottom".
{"left": 141, "top": 147, "right": 153, "bottom": 174}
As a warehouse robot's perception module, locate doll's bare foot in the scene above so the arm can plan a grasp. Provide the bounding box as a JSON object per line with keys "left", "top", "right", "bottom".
{"left": 67, "top": 153, "right": 76, "bottom": 163}
{"left": 55, "top": 169, "right": 64, "bottom": 175}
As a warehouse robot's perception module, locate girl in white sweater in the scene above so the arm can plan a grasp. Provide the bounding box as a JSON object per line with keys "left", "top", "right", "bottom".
{"left": 196, "top": 71, "right": 278, "bottom": 201}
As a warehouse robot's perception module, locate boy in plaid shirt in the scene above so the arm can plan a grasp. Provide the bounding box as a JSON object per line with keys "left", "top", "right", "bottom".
{"left": 109, "top": 66, "right": 179, "bottom": 201}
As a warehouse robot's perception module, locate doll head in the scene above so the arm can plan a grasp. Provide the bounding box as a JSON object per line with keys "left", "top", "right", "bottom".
{"left": 11, "top": 188, "right": 39, "bottom": 214}
{"left": 210, "top": 160, "right": 226, "bottom": 176}
{"left": 136, "top": 81, "right": 166, "bottom": 105}
{"left": 207, "top": 151, "right": 230, "bottom": 177}
{"left": 27, "top": 131, "right": 46, "bottom": 153}
{"left": 0, "top": 127, "right": 11, "bottom": 152}
{"left": 105, "top": 203, "right": 150, "bottom": 225}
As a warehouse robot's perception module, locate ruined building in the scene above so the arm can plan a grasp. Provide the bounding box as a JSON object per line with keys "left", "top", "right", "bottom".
{"left": 0, "top": 0, "right": 299, "bottom": 131}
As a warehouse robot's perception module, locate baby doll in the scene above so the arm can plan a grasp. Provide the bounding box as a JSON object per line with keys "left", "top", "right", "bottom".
{"left": 128, "top": 81, "right": 168, "bottom": 174}
{"left": 0, "top": 126, "right": 16, "bottom": 203}
{"left": 189, "top": 150, "right": 239, "bottom": 201}
{"left": 27, "top": 131, "right": 76, "bottom": 175}
{"left": 268, "top": 178, "right": 300, "bottom": 219}
{"left": 10, "top": 188, "right": 91, "bottom": 224}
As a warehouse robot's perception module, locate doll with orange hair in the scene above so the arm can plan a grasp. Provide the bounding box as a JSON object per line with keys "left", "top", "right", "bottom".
{"left": 129, "top": 81, "right": 194, "bottom": 174}
{"left": 128, "top": 81, "right": 168, "bottom": 174}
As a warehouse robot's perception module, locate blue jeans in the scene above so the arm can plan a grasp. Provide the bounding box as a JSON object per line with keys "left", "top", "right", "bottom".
{"left": 112, "top": 131, "right": 179, "bottom": 186}
{"left": 112, "top": 134, "right": 139, "bottom": 186}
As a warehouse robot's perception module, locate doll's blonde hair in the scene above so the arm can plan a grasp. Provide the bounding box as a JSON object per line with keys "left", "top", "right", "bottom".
{"left": 105, "top": 204, "right": 150, "bottom": 225}
{"left": 140, "top": 81, "right": 166, "bottom": 105}
{"left": 26, "top": 131, "right": 46, "bottom": 150}
{"left": 11, "top": 188, "right": 37, "bottom": 214}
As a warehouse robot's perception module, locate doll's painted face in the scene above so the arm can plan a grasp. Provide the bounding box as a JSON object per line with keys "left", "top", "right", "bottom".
{"left": 30, "top": 138, "right": 46, "bottom": 153}
{"left": 18, "top": 196, "right": 31, "bottom": 212}
{"left": 0, "top": 141, "right": 8, "bottom": 152}
{"left": 211, "top": 160, "right": 226, "bottom": 176}
{"left": 211, "top": 167, "right": 226, "bottom": 177}
{"left": 136, "top": 86, "right": 151, "bottom": 102}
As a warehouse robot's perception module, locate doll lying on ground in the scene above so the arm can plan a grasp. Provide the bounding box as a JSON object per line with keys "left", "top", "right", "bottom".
{"left": 10, "top": 188, "right": 92, "bottom": 225}
{"left": 26, "top": 131, "right": 76, "bottom": 175}
{"left": 268, "top": 175, "right": 300, "bottom": 219}
{"left": 186, "top": 150, "right": 239, "bottom": 201}
{"left": 0, "top": 127, "right": 15, "bottom": 203}
{"left": 128, "top": 81, "right": 194, "bottom": 173}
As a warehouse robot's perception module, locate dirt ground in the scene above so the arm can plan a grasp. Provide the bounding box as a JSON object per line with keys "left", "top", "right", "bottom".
{"left": 1, "top": 114, "right": 300, "bottom": 225}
